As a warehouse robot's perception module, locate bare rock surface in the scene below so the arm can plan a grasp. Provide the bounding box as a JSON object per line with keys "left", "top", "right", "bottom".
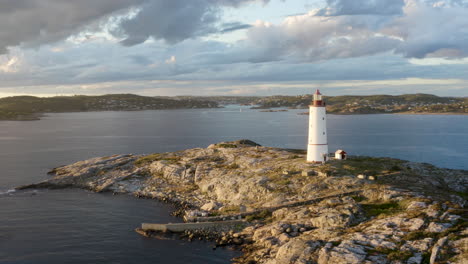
{"left": 17, "top": 140, "right": 468, "bottom": 264}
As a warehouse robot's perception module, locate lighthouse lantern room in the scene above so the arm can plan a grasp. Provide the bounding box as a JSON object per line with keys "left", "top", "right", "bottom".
{"left": 307, "top": 89, "right": 329, "bottom": 163}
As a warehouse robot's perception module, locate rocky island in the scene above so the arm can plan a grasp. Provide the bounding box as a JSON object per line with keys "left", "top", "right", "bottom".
{"left": 18, "top": 140, "right": 467, "bottom": 264}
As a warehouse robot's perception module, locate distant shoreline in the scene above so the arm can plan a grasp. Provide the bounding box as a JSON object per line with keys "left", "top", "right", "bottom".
{"left": 394, "top": 112, "right": 468, "bottom": 115}
{"left": 296, "top": 111, "right": 468, "bottom": 116}
{"left": 3, "top": 109, "right": 468, "bottom": 121}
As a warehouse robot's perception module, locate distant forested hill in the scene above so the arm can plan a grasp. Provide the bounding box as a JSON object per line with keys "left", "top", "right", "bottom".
{"left": 252, "top": 94, "right": 467, "bottom": 114}
{"left": 0, "top": 94, "right": 218, "bottom": 120}
{"left": 1, "top": 93, "right": 466, "bottom": 120}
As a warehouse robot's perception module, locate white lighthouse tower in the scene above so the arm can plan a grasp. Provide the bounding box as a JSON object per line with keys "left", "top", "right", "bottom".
{"left": 307, "top": 89, "right": 329, "bottom": 163}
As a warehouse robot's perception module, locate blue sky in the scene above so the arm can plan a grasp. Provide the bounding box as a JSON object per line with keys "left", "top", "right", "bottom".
{"left": 0, "top": 0, "right": 467, "bottom": 97}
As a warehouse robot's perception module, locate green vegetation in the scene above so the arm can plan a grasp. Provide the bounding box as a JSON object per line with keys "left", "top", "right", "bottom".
{"left": 387, "top": 250, "right": 413, "bottom": 261}
{"left": 283, "top": 149, "right": 307, "bottom": 155}
{"left": 403, "top": 231, "right": 439, "bottom": 241}
{"left": 245, "top": 210, "right": 272, "bottom": 222}
{"left": 218, "top": 205, "right": 241, "bottom": 215}
{"left": 216, "top": 143, "right": 238, "bottom": 148}
{"left": 369, "top": 247, "right": 413, "bottom": 261}
{"left": 225, "top": 163, "right": 240, "bottom": 169}
{"left": 135, "top": 154, "right": 162, "bottom": 167}
{"left": 0, "top": 94, "right": 219, "bottom": 120}
{"left": 173, "top": 184, "right": 199, "bottom": 193}
{"left": 351, "top": 195, "right": 367, "bottom": 203}
{"left": 174, "top": 96, "right": 261, "bottom": 105}
{"left": 134, "top": 153, "right": 181, "bottom": 166}
{"left": 327, "top": 156, "right": 405, "bottom": 176}
{"left": 361, "top": 201, "right": 403, "bottom": 218}
{"left": 251, "top": 93, "right": 467, "bottom": 114}
{"left": 214, "top": 162, "right": 240, "bottom": 169}
{"left": 2, "top": 93, "right": 465, "bottom": 120}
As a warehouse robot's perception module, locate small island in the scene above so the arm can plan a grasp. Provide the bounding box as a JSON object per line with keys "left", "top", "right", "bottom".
{"left": 18, "top": 140, "right": 467, "bottom": 264}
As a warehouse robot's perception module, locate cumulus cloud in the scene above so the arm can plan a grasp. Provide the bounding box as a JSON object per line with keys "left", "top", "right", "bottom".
{"left": 0, "top": 0, "right": 142, "bottom": 54}
{"left": 385, "top": 1, "right": 468, "bottom": 58}
{"left": 0, "top": 0, "right": 269, "bottom": 53}
{"left": 116, "top": 0, "right": 269, "bottom": 45}
{"left": 241, "top": 0, "right": 468, "bottom": 62}
{"left": 241, "top": 12, "right": 400, "bottom": 62}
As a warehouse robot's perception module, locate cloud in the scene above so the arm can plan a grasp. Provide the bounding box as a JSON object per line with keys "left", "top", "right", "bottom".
{"left": 385, "top": 1, "right": 468, "bottom": 58}
{"left": 116, "top": 0, "right": 269, "bottom": 46}
{"left": 0, "top": 56, "right": 21, "bottom": 73}
{"left": 128, "top": 55, "right": 154, "bottom": 66}
{"left": 220, "top": 22, "right": 253, "bottom": 33}
{"left": 318, "top": 0, "right": 405, "bottom": 16}
{"left": 0, "top": 0, "right": 142, "bottom": 54}
{"left": 165, "top": 56, "right": 177, "bottom": 64}
{"left": 0, "top": 0, "right": 467, "bottom": 98}
{"left": 240, "top": 12, "right": 400, "bottom": 62}
{"left": 239, "top": 0, "right": 468, "bottom": 62}
{"left": 0, "top": 0, "right": 269, "bottom": 54}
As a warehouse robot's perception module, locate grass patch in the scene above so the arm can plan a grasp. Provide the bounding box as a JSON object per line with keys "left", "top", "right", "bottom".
{"left": 315, "top": 164, "right": 335, "bottom": 175}
{"left": 328, "top": 156, "right": 404, "bottom": 176}
{"left": 172, "top": 184, "right": 199, "bottom": 193}
{"left": 284, "top": 149, "right": 307, "bottom": 155}
{"left": 245, "top": 210, "right": 272, "bottom": 222}
{"left": 213, "top": 162, "right": 240, "bottom": 169}
{"left": 440, "top": 219, "right": 468, "bottom": 238}
{"left": 161, "top": 157, "right": 181, "bottom": 164}
{"left": 403, "top": 231, "right": 439, "bottom": 241}
{"left": 275, "top": 178, "right": 292, "bottom": 186}
{"left": 134, "top": 153, "right": 162, "bottom": 166}
{"left": 351, "top": 195, "right": 367, "bottom": 203}
{"left": 370, "top": 247, "right": 412, "bottom": 261}
{"left": 218, "top": 205, "right": 241, "bottom": 215}
{"left": 217, "top": 143, "right": 238, "bottom": 148}
{"left": 361, "top": 201, "right": 403, "bottom": 218}
{"left": 330, "top": 241, "right": 341, "bottom": 247}
{"left": 402, "top": 220, "right": 467, "bottom": 244}
{"left": 387, "top": 250, "right": 413, "bottom": 261}
{"left": 226, "top": 163, "right": 240, "bottom": 169}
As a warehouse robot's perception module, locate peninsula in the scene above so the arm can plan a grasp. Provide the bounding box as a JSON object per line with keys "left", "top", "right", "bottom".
{"left": 251, "top": 94, "right": 468, "bottom": 115}
{"left": 0, "top": 94, "right": 219, "bottom": 121}
{"left": 18, "top": 140, "right": 467, "bottom": 264}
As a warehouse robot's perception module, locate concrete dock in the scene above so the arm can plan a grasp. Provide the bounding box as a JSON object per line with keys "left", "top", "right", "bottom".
{"left": 141, "top": 220, "right": 245, "bottom": 233}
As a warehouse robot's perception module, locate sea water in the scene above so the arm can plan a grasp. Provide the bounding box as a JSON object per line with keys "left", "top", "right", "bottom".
{"left": 0, "top": 106, "right": 466, "bottom": 263}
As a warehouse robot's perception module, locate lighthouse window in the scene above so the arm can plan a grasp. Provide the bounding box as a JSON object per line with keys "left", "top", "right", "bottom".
{"left": 322, "top": 117, "right": 324, "bottom": 120}
{"left": 323, "top": 132, "right": 325, "bottom": 135}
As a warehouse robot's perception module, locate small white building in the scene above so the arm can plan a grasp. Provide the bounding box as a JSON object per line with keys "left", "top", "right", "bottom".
{"left": 335, "top": 150, "right": 347, "bottom": 160}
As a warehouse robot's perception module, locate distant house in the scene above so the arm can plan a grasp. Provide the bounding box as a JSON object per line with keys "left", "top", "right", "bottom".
{"left": 335, "top": 150, "right": 347, "bottom": 160}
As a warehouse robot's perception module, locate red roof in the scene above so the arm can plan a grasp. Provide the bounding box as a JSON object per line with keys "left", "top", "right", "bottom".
{"left": 315, "top": 89, "right": 322, "bottom": 95}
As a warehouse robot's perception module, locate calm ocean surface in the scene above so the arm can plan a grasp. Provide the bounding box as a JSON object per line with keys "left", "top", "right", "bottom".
{"left": 1, "top": 106, "right": 467, "bottom": 263}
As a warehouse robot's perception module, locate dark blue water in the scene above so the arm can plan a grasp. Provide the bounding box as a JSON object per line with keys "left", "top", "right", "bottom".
{"left": 0, "top": 106, "right": 467, "bottom": 263}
